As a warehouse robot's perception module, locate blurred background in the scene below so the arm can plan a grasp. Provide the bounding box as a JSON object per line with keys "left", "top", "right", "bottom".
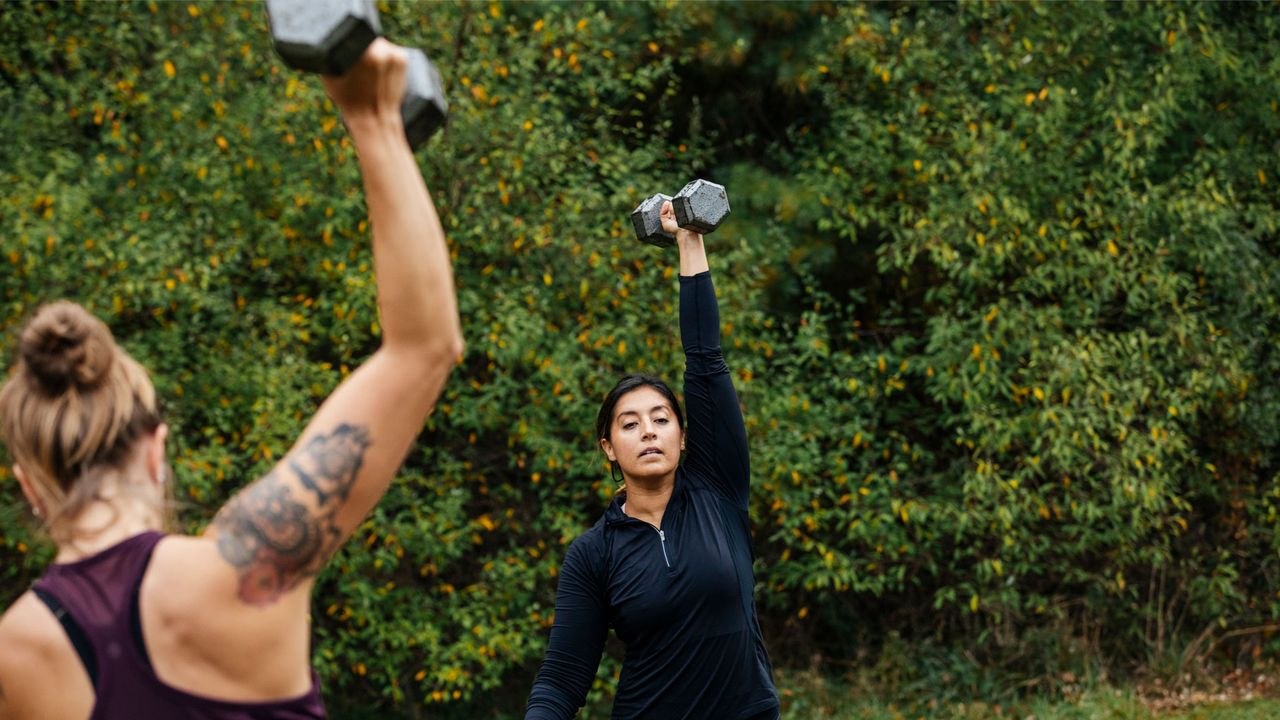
{"left": 1, "top": 1, "right": 1278, "bottom": 717}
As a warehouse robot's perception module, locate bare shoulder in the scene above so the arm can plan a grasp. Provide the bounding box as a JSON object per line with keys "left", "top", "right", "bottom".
{"left": 139, "top": 535, "right": 312, "bottom": 699}
{"left": 0, "top": 591, "right": 66, "bottom": 665}
{"left": 144, "top": 534, "right": 231, "bottom": 602}
{"left": 143, "top": 534, "right": 307, "bottom": 619}
{"left": 0, "top": 592, "right": 92, "bottom": 720}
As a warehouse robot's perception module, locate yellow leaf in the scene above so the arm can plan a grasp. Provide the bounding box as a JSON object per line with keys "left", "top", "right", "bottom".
{"left": 163, "top": 60, "right": 175, "bottom": 78}
{"left": 1107, "top": 239, "right": 1119, "bottom": 256}
{"left": 1259, "top": 169, "right": 1267, "bottom": 186}
{"left": 970, "top": 594, "right": 980, "bottom": 612}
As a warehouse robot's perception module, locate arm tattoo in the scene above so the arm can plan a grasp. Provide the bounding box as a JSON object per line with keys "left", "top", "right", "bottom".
{"left": 212, "top": 423, "right": 371, "bottom": 605}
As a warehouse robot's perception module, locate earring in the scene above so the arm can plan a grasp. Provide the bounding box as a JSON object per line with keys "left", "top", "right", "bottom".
{"left": 32, "top": 505, "right": 43, "bottom": 519}
{"left": 156, "top": 467, "right": 167, "bottom": 485}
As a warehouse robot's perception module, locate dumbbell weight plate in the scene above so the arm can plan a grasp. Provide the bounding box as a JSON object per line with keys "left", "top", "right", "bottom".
{"left": 403, "top": 49, "right": 449, "bottom": 149}
{"left": 266, "top": 0, "right": 381, "bottom": 75}
{"left": 672, "top": 179, "right": 730, "bottom": 235}
{"left": 631, "top": 193, "right": 676, "bottom": 247}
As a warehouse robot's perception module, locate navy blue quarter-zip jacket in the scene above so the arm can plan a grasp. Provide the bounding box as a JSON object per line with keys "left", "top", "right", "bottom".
{"left": 525, "top": 271, "right": 779, "bottom": 720}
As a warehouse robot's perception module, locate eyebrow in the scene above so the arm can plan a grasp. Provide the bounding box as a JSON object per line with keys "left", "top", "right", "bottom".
{"left": 616, "top": 405, "right": 671, "bottom": 419}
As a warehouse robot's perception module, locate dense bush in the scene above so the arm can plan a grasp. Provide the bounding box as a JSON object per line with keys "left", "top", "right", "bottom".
{"left": 1, "top": 1, "right": 1277, "bottom": 716}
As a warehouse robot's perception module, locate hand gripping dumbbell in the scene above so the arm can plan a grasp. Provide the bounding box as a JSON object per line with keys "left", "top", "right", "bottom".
{"left": 630, "top": 179, "right": 731, "bottom": 247}
{"left": 265, "top": 0, "right": 448, "bottom": 149}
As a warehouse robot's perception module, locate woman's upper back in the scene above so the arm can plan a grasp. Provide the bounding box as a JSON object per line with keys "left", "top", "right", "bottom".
{"left": 0, "top": 532, "right": 324, "bottom": 720}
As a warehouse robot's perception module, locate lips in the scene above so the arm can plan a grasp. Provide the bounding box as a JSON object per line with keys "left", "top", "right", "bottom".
{"left": 639, "top": 447, "right": 663, "bottom": 458}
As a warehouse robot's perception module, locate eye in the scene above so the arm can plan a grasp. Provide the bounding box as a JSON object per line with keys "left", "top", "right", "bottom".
{"left": 622, "top": 422, "right": 638, "bottom": 430}
{"left": 656, "top": 418, "right": 669, "bottom": 424}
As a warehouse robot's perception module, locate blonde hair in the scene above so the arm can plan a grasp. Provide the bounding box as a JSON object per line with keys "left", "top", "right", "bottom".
{"left": 0, "top": 301, "right": 162, "bottom": 545}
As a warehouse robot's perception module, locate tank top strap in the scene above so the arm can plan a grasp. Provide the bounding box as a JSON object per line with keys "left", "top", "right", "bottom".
{"left": 32, "top": 531, "right": 166, "bottom": 685}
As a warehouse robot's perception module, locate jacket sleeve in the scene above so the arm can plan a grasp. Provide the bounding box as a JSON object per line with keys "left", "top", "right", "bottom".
{"left": 524, "top": 537, "right": 608, "bottom": 720}
{"left": 680, "top": 271, "right": 751, "bottom": 512}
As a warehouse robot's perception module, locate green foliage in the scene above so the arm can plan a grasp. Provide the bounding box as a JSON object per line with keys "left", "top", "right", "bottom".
{"left": 1, "top": 0, "right": 1278, "bottom": 716}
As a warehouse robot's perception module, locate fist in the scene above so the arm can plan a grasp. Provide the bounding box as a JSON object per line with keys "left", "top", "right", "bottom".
{"left": 660, "top": 200, "right": 701, "bottom": 242}
{"left": 321, "top": 38, "right": 408, "bottom": 121}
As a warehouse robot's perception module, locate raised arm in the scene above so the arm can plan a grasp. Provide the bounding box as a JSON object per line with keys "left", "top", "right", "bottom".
{"left": 525, "top": 540, "right": 608, "bottom": 720}
{"left": 659, "top": 202, "right": 751, "bottom": 511}
{"left": 206, "top": 40, "right": 463, "bottom": 606}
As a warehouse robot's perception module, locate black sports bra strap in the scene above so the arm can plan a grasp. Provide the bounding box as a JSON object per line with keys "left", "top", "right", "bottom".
{"left": 32, "top": 586, "right": 99, "bottom": 687}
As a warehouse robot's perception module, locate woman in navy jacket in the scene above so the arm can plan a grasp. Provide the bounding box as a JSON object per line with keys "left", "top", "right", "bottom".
{"left": 525, "top": 200, "right": 779, "bottom": 720}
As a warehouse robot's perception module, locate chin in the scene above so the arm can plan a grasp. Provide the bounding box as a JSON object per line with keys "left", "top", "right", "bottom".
{"left": 622, "top": 461, "right": 677, "bottom": 483}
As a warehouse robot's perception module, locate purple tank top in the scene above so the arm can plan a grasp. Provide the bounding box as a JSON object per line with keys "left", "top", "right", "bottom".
{"left": 33, "top": 531, "right": 327, "bottom": 719}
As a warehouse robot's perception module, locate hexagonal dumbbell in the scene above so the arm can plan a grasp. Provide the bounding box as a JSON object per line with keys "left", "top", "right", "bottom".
{"left": 265, "top": 0, "right": 448, "bottom": 149}
{"left": 671, "top": 179, "right": 730, "bottom": 235}
{"left": 630, "top": 179, "right": 730, "bottom": 246}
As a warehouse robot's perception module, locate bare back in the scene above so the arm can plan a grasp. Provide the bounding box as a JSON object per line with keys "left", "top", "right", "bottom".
{"left": 0, "top": 534, "right": 320, "bottom": 720}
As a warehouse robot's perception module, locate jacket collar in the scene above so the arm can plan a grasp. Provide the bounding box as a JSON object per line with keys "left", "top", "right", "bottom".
{"left": 603, "top": 467, "right": 685, "bottom": 527}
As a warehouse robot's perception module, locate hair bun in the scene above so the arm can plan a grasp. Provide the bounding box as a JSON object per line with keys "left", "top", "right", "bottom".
{"left": 18, "top": 301, "right": 116, "bottom": 393}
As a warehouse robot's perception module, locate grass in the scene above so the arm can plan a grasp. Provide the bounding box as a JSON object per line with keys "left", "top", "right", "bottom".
{"left": 775, "top": 670, "right": 1280, "bottom": 720}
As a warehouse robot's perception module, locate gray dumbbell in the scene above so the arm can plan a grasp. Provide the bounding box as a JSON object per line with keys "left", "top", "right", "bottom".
{"left": 630, "top": 193, "right": 675, "bottom": 247}
{"left": 672, "top": 179, "right": 730, "bottom": 235}
{"left": 265, "top": 0, "right": 448, "bottom": 149}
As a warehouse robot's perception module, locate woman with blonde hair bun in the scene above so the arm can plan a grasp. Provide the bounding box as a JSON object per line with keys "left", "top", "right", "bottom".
{"left": 0, "top": 38, "right": 462, "bottom": 720}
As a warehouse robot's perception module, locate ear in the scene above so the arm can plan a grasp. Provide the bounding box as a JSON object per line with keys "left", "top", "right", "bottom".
{"left": 146, "top": 423, "right": 169, "bottom": 484}
{"left": 599, "top": 437, "right": 617, "bottom": 463}
{"left": 13, "top": 464, "right": 46, "bottom": 517}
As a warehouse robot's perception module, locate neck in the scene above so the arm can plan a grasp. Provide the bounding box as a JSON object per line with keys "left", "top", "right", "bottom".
{"left": 621, "top": 472, "right": 675, "bottom": 527}
{"left": 54, "top": 484, "right": 164, "bottom": 563}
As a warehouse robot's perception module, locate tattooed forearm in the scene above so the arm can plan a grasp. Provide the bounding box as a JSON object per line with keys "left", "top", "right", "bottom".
{"left": 212, "top": 423, "right": 372, "bottom": 605}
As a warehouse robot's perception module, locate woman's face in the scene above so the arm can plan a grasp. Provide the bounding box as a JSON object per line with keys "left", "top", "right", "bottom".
{"left": 600, "top": 385, "right": 684, "bottom": 484}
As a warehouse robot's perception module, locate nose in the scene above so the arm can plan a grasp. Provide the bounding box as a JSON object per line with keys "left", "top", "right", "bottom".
{"left": 641, "top": 421, "right": 657, "bottom": 440}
